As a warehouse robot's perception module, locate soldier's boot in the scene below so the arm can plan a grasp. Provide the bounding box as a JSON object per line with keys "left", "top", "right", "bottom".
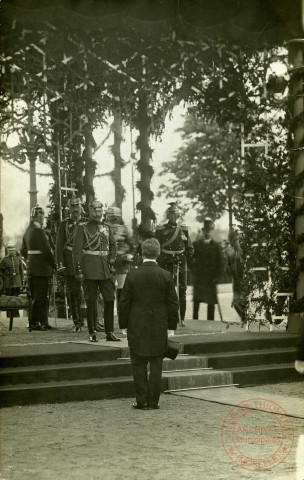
{"left": 87, "top": 301, "right": 97, "bottom": 341}
{"left": 73, "top": 320, "right": 82, "bottom": 333}
{"left": 104, "top": 301, "right": 121, "bottom": 341}
{"left": 180, "top": 287, "right": 186, "bottom": 326}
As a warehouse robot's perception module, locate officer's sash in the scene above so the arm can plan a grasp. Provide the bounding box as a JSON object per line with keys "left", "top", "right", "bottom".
{"left": 161, "top": 226, "right": 181, "bottom": 249}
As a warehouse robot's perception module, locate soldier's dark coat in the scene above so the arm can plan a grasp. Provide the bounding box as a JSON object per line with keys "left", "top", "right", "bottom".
{"left": 21, "top": 221, "right": 54, "bottom": 276}
{"left": 56, "top": 217, "right": 86, "bottom": 275}
{"left": 155, "top": 222, "right": 194, "bottom": 271}
{"left": 0, "top": 255, "right": 24, "bottom": 289}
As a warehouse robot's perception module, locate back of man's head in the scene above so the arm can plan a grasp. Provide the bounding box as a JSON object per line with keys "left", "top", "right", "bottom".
{"left": 141, "top": 238, "right": 160, "bottom": 259}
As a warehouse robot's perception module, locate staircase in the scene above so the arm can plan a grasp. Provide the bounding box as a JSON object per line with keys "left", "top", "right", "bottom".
{"left": 0, "top": 332, "right": 301, "bottom": 407}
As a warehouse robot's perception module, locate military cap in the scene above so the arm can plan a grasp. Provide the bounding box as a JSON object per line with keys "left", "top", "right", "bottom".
{"left": 31, "top": 204, "right": 44, "bottom": 217}
{"left": 202, "top": 217, "right": 214, "bottom": 231}
{"left": 68, "top": 197, "right": 82, "bottom": 207}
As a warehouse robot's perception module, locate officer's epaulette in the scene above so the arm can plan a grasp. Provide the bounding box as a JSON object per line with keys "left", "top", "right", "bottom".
{"left": 155, "top": 225, "right": 165, "bottom": 230}
{"left": 33, "top": 221, "right": 41, "bottom": 229}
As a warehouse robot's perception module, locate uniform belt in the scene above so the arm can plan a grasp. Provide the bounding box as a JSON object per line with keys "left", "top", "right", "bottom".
{"left": 28, "top": 250, "right": 43, "bottom": 254}
{"left": 161, "top": 248, "right": 185, "bottom": 255}
{"left": 83, "top": 250, "right": 109, "bottom": 257}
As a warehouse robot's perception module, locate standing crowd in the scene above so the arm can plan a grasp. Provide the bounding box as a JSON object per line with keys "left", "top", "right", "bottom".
{"left": 0, "top": 200, "right": 244, "bottom": 339}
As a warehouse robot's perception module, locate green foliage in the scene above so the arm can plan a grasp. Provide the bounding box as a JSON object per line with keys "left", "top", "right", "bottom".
{"left": 160, "top": 114, "right": 239, "bottom": 221}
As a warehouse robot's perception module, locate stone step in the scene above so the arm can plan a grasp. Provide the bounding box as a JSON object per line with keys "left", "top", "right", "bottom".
{"left": 205, "top": 347, "right": 298, "bottom": 369}
{"left": 164, "top": 369, "right": 233, "bottom": 391}
{"left": 228, "top": 363, "right": 302, "bottom": 386}
{"left": 182, "top": 333, "right": 299, "bottom": 356}
{"left": 0, "top": 343, "right": 121, "bottom": 368}
{"left": 0, "top": 367, "right": 226, "bottom": 408}
{"left": 0, "top": 362, "right": 300, "bottom": 407}
{"left": 0, "top": 355, "right": 208, "bottom": 386}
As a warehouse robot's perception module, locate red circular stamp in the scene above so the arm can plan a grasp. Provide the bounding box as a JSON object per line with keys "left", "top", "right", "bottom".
{"left": 221, "top": 398, "right": 294, "bottom": 471}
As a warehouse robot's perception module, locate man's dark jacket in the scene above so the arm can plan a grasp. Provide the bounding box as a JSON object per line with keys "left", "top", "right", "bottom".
{"left": 21, "top": 221, "right": 54, "bottom": 277}
{"left": 118, "top": 261, "right": 179, "bottom": 356}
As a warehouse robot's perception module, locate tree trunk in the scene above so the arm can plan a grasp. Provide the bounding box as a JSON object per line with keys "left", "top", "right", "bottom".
{"left": 84, "top": 127, "right": 95, "bottom": 205}
{"left": 113, "top": 108, "right": 123, "bottom": 210}
{"left": 289, "top": 40, "right": 304, "bottom": 300}
{"left": 29, "top": 153, "right": 38, "bottom": 213}
{"left": 138, "top": 92, "right": 152, "bottom": 231}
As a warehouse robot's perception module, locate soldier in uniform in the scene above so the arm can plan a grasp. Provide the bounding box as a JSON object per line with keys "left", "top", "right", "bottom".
{"left": 56, "top": 197, "right": 85, "bottom": 332}
{"left": 21, "top": 205, "right": 55, "bottom": 330}
{"left": 155, "top": 202, "right": 194, "bottom": 326}
{"left": 105, "top": 207, "right": 133, "bottom": 310}
{"left": 0, "top": 242, "right": 24, "bottom": 317}
{"left": 73, "top": 200, "right": 121, "bottom": 342}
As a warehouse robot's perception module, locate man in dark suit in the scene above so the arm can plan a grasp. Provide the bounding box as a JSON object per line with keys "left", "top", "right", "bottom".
{"left": 119, "top": 238, "right": 179, "bottom": 410}
{"left": 21, "top": 205, "right": 55, "bottom": 330}
{"left": 190, "top": 218, "right": 223, "bottom": 321}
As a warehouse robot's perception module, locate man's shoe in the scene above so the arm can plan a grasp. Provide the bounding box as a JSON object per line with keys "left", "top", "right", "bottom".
{"left": 89, "top": 334, "right": 98, "bottom": 342}
{"left": 73, "top": 323, "right": 81, "bottom": 333}
{"left": 147, "top": 405, "right": 160, "bottom": 410}
{"left": 106, "top": 332, "right": 121, "bottom": 342}
{"left": 96, "top": 322, "right": 105, "bottom": 332}
{"left": 41, "top": 324, "right": 54, "bottom": 330}
{"left": 181, "top": 320, "right": 185, "bottom": 327}
{"left": 31, "top": 324, "right": 42, "bottom": 331}
{"left": 132, "top": 403, "right": 148, "bottom": 410}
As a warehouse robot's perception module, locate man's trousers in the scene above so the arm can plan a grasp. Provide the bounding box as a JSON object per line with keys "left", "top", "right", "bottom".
{"left": 66, "top": 275, "right": 81, "bottom": 324}
{"left": 29, "top": 276, "right": 49, "bottom": 326}
{"left": 193, "top": 300, "right": 215, "bottom": 321}
{"left": 130, "top": 350, "right": 163, "bottom": 407}
{"left": 84, "top": 279, "right": 115, "bottom": 335}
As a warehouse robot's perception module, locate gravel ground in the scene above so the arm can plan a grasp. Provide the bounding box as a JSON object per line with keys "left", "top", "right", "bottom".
{"left": 1, "top": 307, "right": 302, "bottom": 480}
{"left": 1, "top": 383, "right": 304, "bottom": 480}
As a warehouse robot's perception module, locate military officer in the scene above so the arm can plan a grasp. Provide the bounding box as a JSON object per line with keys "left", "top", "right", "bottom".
{"left": 56, "top": 197, "right": 86, "bottom": 332}
{"left": 155, "top": 202, "right": 194, "bottom": 326}
{"left": 105, "top": 207, "right": 133, "bottom": 307}
{"left": 21, "top": 205, "right": 55, "bottom": 330}
{"left": 73, "top": 200, "right": 121, "bottom": 342}
{"left": 0, "top": 242, "right": 24, "bottom": 317}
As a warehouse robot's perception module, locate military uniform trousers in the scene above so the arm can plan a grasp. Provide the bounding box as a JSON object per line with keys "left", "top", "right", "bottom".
{"left": 66, "top": 275, "right": 82, "bottom": 324}
{"left": 84, "top": 278, "right": 115, "bottom": 335}
{"left": 29, "top": 277, "right": 49, "bottom": 327}
{"left": 130, "top": 350, "right": 163, "bottom": 408}
{"left": 159, "top": 261, "right": 187, "bottom": 320}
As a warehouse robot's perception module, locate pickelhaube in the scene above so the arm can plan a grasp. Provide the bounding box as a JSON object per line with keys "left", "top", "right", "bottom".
{"left": 106, "top": 206, "right": 122, "bottom": 217}
{"left": 166, "top": 202, "right": 179, "bottom": 214}
{"left": 31, "top": 204, "right": 44, "bottom": 217}
{"left": 68, "top": 197, "right": 82, "bottom": 207}
{"left": 89, "top": 200, "right": 103, "bottom": 211}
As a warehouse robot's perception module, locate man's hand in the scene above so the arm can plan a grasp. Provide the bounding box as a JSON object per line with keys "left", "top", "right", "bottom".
{"left": 56, "top": 263, "right": 66, "bottom": 275}
{"left": 75, "top": 274, "right": 84, "bottom": 283}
